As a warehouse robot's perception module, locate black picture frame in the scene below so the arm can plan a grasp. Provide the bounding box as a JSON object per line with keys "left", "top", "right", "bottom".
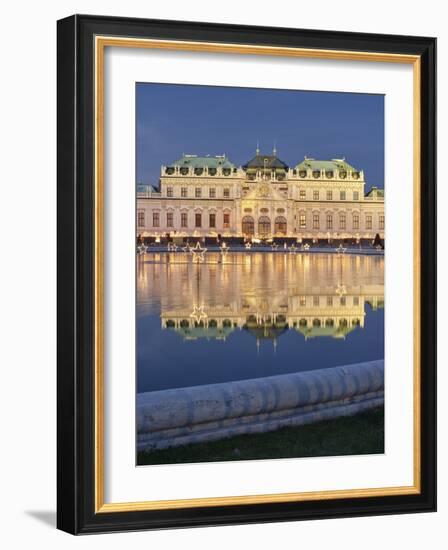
{"left": 57, "top": 14, "right": 436, "bottom": 534}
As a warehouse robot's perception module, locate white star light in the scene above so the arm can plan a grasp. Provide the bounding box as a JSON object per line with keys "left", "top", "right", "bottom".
{"left": 189, "top": 305, "right": 207, "bottom": 324}
{"left": 335, "top": 243, "right": 347, "bottom": 255}
{"left": 335, "top": 284, "right": 347, "bottom": 297}
{"left": 219, "top": 242, "right": 229, "bottom": 260}
{"left": 191, "top": 241, "right": 207, "bottom": 263}
{"left": 137, "top": 243, "right": 147, "bottom": 255}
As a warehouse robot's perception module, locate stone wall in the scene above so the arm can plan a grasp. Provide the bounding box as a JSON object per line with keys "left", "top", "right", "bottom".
{"left": 137, "top": 360, "right": 384, "bottom": 451}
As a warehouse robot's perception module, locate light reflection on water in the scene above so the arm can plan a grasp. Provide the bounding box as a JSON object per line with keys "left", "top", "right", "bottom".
{"left": 137, "top": 252, "right": 384, "bottom": 393}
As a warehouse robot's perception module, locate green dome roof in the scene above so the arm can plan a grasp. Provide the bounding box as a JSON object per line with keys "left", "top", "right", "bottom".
{"left": 168, "top": 154, "right": 235, "bottom": 170}
{"left": 295, "top": 157, "right": 358, "bottom": 172}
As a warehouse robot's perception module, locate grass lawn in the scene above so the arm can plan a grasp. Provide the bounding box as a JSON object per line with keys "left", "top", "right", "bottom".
{"left": 137, "top": 407, "right": 384, "bottom": 466}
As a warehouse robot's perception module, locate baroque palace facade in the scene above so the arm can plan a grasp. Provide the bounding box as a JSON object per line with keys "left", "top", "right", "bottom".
{"left": 137, "top": 149, "right": 384, "bottom": 240}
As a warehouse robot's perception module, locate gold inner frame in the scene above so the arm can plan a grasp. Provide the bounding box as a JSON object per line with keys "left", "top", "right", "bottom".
{"left": 94, "top": 36, "right": 421, "bottom": 513}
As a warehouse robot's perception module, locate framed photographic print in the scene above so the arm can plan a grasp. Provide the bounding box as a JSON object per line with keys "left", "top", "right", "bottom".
{"left": 57, "top": 14, "right": 436, "bottom": 534}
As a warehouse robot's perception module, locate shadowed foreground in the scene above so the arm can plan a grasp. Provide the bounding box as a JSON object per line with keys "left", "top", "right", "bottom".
{"left": 137, "top": 406, "right": 384, "bottom": 466}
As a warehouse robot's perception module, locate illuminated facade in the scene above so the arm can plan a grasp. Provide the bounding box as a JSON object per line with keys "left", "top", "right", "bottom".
{"left": 137, "top": 150, "right": 385, "bottom": 240}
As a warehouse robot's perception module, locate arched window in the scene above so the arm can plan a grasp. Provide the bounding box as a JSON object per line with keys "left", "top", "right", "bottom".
{"left": 242, "top": 216, "right": 254, "bottom": 236}
{"left": 274, "top": 216, "right": 287, "bottom": 235}
{"left": 258, "top": 216, "right": 271, "bottom": 236}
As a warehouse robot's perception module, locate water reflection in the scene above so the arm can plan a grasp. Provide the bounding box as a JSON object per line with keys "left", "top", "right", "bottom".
{"left": 137, "top": 252, "right": 384, "bottom": 392}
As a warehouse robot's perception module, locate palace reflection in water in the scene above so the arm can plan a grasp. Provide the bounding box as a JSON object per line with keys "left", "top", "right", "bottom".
{"left": 137, "top": 252, "right": 384, "bottom": 393}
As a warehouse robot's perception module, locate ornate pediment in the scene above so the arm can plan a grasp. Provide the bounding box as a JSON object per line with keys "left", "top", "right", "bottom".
{"left": 244, "top": 183, "right": 287, "bottom": 201}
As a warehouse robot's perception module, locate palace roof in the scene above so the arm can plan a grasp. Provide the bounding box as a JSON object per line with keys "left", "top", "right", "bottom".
{"left": 137, "top": 183, "right": 156, "bottom": 193}
{"left": 365, "top": 186, "right": 384, "bottom": 197}
{"left": 168, "top": 154, "right": 235, "bottom": 169}
{"left": 243, "top": 153, "right": 289, "bottom": 171}
{"left": 295, "top": 157, "right": 358, "bottom": 173}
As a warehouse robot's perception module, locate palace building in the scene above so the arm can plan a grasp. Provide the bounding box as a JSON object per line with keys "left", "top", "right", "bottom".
{"left": 137, "top": 149, "right": 384, "bottom": 240}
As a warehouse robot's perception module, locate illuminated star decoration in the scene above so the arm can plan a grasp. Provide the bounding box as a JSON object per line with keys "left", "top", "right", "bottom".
{"left": 168, "top": 243, "right": 178, "bottom": 252}
{"left": 245, "top": 241, "right": 252, "bottom": 250}
{"left": 271, "top": 242, "right": 278, "bottom": 251}
{"left": 375, "top": 244, "right": 382, "bottom": 251}
{"left": 137, "top": 243, "right": 148, "bottom": 255}
{"left": 219, "top": 242, "right": 229, "bottom": 260}
{"left": 335, "top": 243, "right": 347, "bottom": 255}
{"left": 335, "top": 283, "right": 347, "bottom": 297}
{"left": 189, "top": 304, "right": 207, "bottom": 325}
{"left": 288, "top": 244, "right": 297, "bottom": 254}
{"left": 182, "top": 242, "right": 191, "bottom": 253}
{"left": 302, "top": 243, "right": 310, "bottom": 251}
{"left": 191, "top": 241, "right": 207, "bottom": 263}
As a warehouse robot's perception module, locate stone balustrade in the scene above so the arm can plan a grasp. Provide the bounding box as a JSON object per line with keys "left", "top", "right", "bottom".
{"left": 137, "top": 359, "right": 384, "bottom": 451}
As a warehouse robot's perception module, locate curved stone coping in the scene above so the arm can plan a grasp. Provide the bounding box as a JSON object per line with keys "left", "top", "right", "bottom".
{"left": 137, "top": 393, "right": 383, "bottom": 451}
{"left": 137, "top": 360, "right": 384, "bottom": 436}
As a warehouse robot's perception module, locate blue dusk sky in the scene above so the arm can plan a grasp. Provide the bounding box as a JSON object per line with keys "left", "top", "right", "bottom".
{"left": 136, "top": 83, "right": 384, "bottom": 191}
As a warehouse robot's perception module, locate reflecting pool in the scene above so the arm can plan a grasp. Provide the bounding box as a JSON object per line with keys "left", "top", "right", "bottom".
{"left": 137, "top": 252, "right": 384, "bottom": 393}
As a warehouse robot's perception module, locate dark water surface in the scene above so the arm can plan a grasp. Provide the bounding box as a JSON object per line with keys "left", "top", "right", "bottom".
{"left": 137, "top": 252, "right": 384, "bottom": 393}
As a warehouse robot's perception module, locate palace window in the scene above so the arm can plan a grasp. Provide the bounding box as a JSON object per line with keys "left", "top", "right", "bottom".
{"left": 353, "top": 213, "right": 360, "bottom": 229}
{"left": 379, "top": 215, "right": 385, "bottom": 230}
{"left": 326, "top": 190, "right": 333, "bottom": 200}
{"left": 299, "top": 214, "right": 306, "bottom": 229}
{"left": 312, "top": 170, "right": 320, "bottom": 179}
{"left": 340, "top": 297, "right": 346, "bottom": 306}
{"left": 195, "top": 187, "right": 202, "bottom": 198}
{"left": 313, "top": 190, "right": 319, "bottom": 200}
{"left": 354, "top": 297, "right": 359, "bottom": 306}
{"left": 137, "top": 211, "right": 145, "bottom": 228}
{"left": 242, "top": 215, "right": 254, "bottom": 235}
{"left": 366, "top": 214, "right": 373, "bottom": 229}
{"left": 353, "top": 191, "right": 359, "bottom": 201}
{"left": 195, "top": 213, "right": 202, "bottom": 228}
{"left": 258, "top": 216, "right": 271, "bottom": 236}
{"left": 181, "top": 212, "right": 188, "bottom": 228}
{"left": 313, "top": 213, "right": 320, "bottom": 229}
{"left": 152, "top": 212, "right": 160, "bottom": 227}
{"left": 166, "top": 212, "right": 173, "bottom": 227}
{"left": 274, "top": 216, "right": 287, "bottom": 235}
{"left": 223, "top": 212, "right": 230, "bottom": 229}
{"left": 166, "top": 187, "right": 173, "bottom": 197}
{"left": 327, "top": 296, "right": 333, "bottom": 306}
{"left": 181, "top": 187, "right": 187, "bottom": 198}
{"left": 299, "top": 189, "right": 306, "bottom": 200}
{"left": 326, "top": 214, "right": 333, "bottom": 229}
{"left": 209, "top": 213, "right": 216, "bottom": 228}
{"left": 340, "top": 190, "right": 346, "bottom": 200}
{"left": 300, "top": 297, "right": 306, "bottom": 306}
{"left": 223, "top": 188, "right": 230, "bottom": 198}
{"left": 209, "top": 188, "right": 216, "bottom": 198}
{"left": 313, "top": 296, "right": 320, "bottom": 306}
{"left": 339, "top": 213, "right": 346, "bottom": 230}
